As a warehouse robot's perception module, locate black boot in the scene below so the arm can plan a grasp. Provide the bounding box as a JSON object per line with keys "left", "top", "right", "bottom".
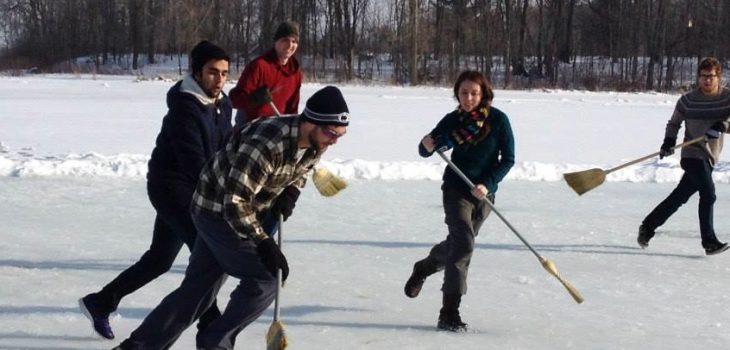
{"left": 637, "top": 224, "right": 655, "bottom": 249}
{"left": 404, "top": 256, "right": 439, "bottom": 298}
{"left": 437, "top": 293, "right": 468, "bottom": 332}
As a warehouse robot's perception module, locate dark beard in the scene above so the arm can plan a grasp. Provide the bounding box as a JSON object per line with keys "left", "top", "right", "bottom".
{"left": 308, "top": 132, "right": 322, "bottom": 152}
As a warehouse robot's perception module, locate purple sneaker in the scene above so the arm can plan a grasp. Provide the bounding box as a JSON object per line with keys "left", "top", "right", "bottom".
{"left": 79, "top": 294, "right": 115, "bottom": 339}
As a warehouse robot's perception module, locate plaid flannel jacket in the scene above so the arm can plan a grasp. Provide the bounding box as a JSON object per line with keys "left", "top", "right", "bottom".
{"left": 192, "top": 116, "right": 317, "bottom": 240}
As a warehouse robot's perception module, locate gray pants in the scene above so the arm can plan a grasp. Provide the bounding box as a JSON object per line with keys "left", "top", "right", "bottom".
{"left": 428, "top": 186, "right": 492, "bottom": 295}
{"left": 120, "top": 211, "right": 276, "bottom": 350}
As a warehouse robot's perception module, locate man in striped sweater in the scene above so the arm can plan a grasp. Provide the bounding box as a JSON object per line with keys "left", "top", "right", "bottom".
{"left": 638, "top": 57, "right": 730, "bottom": 256}
{"left": 115, "top": 86, "right": 350, "bottom": 350}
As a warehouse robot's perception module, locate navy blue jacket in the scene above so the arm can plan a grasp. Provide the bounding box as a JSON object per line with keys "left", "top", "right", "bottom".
{"left": 147, "top": 76, "right": 233, "bottom": 208}
{"left": 420, "top": 106, "right": 515, "bottom": 195}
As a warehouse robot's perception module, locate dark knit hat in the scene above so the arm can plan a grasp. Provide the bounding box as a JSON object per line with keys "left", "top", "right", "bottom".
{"left": 274, "top": 21, "right": 300, "bottom": 42}
{"left": 190, "top": 40, "right": 230, "bottom": 75}
{"left": 301, "top": 86, "right": 350, "bottom": 126}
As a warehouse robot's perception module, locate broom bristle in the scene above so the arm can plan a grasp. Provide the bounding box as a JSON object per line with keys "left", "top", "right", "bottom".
{"left": 563, "top": 168, "right": 605, "bottom": 195}
{"left": 312, "top": 167, "right": 347, "bottom": 197}
{"left": 266, "top": 320, "right": 288, "bottom": 350}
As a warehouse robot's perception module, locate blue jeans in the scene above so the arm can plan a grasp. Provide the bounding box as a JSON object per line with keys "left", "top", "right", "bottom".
{"left": 262, "top": 210, "right": 280, "bottom": 236}
{"left": 643, "top": 158, "right": 720, "bottom": 247}
{"left": 120, "top": 210, "right": 276, "bottom": 350}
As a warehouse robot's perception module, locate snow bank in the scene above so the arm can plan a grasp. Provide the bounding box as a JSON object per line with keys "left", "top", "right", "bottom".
{"left": 4, "top": 151, "right": 730, "bottom": 183}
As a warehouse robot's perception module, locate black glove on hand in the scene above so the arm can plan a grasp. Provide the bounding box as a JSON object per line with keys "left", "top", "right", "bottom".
{"left": 249, "top": 86, "right": 272, "bottom": 106}
{"left": 705, "top": 121, "right": 728, "bottom": 139}
{"left": 659, "top": 137, "right": 676, "bottom": 159}
{"left": 256, "top": 237, "right": 289, "bottom": 281}
{"left": 433, "top": 133, "right": 455, "bottom": 152}
{"left": 270, "top": 186, "right": 301, "bottom": 221}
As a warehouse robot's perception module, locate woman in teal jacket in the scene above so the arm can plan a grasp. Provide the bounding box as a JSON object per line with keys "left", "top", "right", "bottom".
{"left": 405, "top": 70, "right": 515, "bottom": 332}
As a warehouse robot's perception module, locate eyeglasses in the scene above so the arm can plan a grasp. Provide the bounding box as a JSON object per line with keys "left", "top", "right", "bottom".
{"left": 700, "top": 73, "right": 718, "bottom": 80}
{"left": 320, "top": 126, "right": 345, "bottom": 140}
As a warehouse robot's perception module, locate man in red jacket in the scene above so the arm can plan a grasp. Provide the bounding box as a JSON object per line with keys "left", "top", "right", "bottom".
{"left": 229, "top": 21, "right": 302, "bottom": 130}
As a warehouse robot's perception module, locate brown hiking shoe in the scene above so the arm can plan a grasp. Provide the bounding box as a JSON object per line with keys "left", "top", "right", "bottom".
{"left": 404, "top": 257, "right": 438, "bottom": 298}
{"left": 404, "top": 267, "right": 427, "bottom": 298}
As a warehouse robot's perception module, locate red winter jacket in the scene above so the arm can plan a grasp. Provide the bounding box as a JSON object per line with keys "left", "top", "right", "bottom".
{"left": 229, "top": 49, "right": 302, "bottom": 126}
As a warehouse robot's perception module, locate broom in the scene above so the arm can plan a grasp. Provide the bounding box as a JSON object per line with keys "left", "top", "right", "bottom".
{"left": 563, "top": 136, "right": 705, "bottom": 195}
{"left": 436, "top": 150, "right": 584, "bottom": 304}
{"left": 269, "top": 102, "right": 347, "bottom": 197}
{"left": 266, "top": 215, "right": 289, "bottom": 350}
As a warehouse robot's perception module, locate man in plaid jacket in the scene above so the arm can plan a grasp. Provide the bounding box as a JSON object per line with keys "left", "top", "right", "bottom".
{"left": 115, "top": 86, "right": 350, "bottom": 350}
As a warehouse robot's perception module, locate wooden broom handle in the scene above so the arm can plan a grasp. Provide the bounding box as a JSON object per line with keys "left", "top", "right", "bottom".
{"left": 607, "top": 136, "right": 706, "bottom": 174}
{"left": 269, "top": 101, "right": 282, "bottom": 117}
{"left": 274, "top": 215, "right": 283, "bottom": 322}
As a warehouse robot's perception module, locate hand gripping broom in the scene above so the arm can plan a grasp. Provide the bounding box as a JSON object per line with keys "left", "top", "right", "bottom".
{"left": 269, "top": 102, "right": 347, "bottom": 197}
{"left": 436, "top": 150, "right": 584, "bottom": 304}
{"left": 266, "top": 215, "right": 289, "bottom": 350}
{"left": 563, "top": 136, "right": 705, "bottom": 195}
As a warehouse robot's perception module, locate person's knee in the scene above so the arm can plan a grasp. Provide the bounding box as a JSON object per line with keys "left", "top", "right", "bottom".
{"left": 145, "top": 252, "right": 177, "bottom": 275}
{"left": 701, "top": 192, "right": 717, "bottom": 205}
{"left": 261, "top": 278, "right": 278, "bottom": 297}
{"left": 450, "top": 232, "right": 476, "bottom": 253}
{"left": 236, "top": 276, "right": 277, "bottom": 300}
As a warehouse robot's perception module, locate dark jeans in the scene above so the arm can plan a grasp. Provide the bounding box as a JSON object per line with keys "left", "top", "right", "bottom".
{"left": 94, "top": 181, "right": 220, "bottom": 327}
{"left": 262, "top": 209, "right": 280, "bottom": 236}
{"left": 643, "top": 158, "right": 720, "bottom": 247}
{"left": 120, "top": 210, "right": 277, "bottom": 350}
{"left": 428, "top": 186, "right": 493, "bottom": 295}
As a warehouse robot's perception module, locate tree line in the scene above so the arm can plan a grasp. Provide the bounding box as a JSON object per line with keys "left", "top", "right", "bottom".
{"left": 1, "top": 0, "right": 728, "bottom": 91}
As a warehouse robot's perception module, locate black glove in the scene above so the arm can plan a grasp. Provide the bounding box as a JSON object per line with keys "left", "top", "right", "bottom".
{"left": 256, "top": 237, "right": 289, "bottom": 281}
{"left": 659, "top": 137, "right": 676, "bottom": 159}
{"left": 270, "top": 186, "right": 301, "bottom": 221}
{"left": 249, "top": 86, "right": 272, "bottom": 106}
{"left": 705, "top": 121, "right": 727, "bottom": 139}
{"left": 433, "top": 133, "right": 455, "bottom": 152}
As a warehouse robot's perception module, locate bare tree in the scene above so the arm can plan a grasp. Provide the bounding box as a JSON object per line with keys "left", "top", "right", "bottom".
{"left": 408, "top": 0, "right": 418, "bottom": 85}
{"left": 3, "top": 0, "right": 730, "bottom": 91}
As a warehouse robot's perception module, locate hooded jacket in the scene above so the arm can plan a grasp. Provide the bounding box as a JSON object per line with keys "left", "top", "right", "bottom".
{"left": 147, "top": 74, "right": 233, "bottom": 207}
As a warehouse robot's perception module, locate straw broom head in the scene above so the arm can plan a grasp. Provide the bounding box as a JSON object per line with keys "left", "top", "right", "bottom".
{"left": 540, "top": 258, "right": 584, "bottom": 304}
{"left": 266, "top": 320, "right": 288, "bottom": 350}
{"left": 312, "top": 167, "right": 347, "bottom": 197}
{"left": 563, "top": 168, "right": 606, "bottom": 195}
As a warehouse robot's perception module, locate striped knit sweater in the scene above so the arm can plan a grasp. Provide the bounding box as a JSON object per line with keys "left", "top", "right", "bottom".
{"left": 666, "top": 87, "right": 730, "bottom": 166}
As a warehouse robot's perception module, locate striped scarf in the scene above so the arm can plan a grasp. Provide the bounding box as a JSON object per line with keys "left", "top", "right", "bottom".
{"left": 437, "top": 106, "right": 491, "bottom": 150}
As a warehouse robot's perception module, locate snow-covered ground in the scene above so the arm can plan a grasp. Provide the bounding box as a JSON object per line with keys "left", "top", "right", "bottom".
{"left": 1, "top": 75, "right": 729, "bottom": 349}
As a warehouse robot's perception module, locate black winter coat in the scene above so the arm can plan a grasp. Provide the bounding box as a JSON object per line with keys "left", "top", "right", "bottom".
{"left": 147, "top": 77, "right": 233, "bottom": 209}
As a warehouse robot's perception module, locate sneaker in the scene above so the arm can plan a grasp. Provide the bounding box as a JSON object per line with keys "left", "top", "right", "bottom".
{"left": 79, "top": 294, "right": 114, "bottom": 340}
{"left": 705, "top": 242, "right": 729, "bottom": 256}
{"left": 637, "top": 225, "right": 655, "bottom": 249}
{"left": 437, "top": 315, "right": 468, "bottom": 333}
